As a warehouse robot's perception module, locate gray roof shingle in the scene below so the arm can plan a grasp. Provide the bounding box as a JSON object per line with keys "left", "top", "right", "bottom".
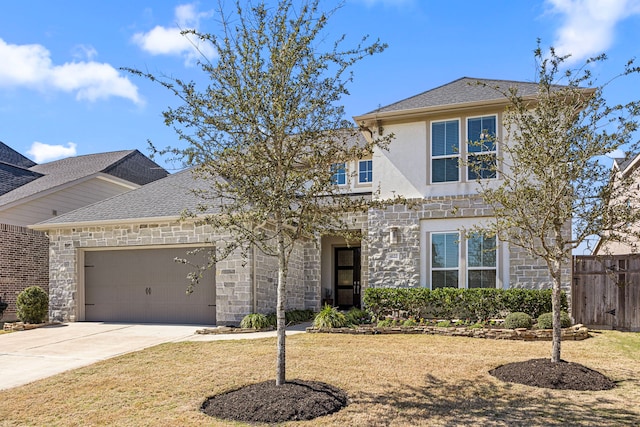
{"left": 0, "top": 141, "right": 36, "bottom": 168}
{"left": 35, "top": 168, "right": 212, "bottom": 225}
{"left": 0, "top": 150, "right": 167, "bottom": 207}
{"left": 362, "top": 77, "right": 543, "bottom": 115}
{"left": 0, "top": 163, "right": 42, "bottom": 196}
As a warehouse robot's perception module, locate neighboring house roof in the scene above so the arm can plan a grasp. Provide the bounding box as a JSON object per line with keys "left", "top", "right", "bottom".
{"left": 0, "top": 149, "right": 168, "bottom": 208}
{"left": 614, "top": 155, "right": 638, "bottom": 176}
{"left": 0, "top": 141, "right": 36, "bottom": 168}
{"left": 0, "top": 162, "right": 43, "bottom": 196}
{"left": 33, "top": 168, "right": 212, "bottom": 227}
{"left": 0, "top": 141, "right": 41, "bottom": 195}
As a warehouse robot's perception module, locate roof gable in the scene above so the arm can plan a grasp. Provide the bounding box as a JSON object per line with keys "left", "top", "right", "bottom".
{"left": 34, "top": 168, "right": 214, "bottom": 226}
{"left": 0, "top": 150, "right": 167, "bottom": 208}
{"left": 0, "top": 163, "right": 43, "bottom": 196}
{"left": 0, "top": 141, "right": 36, "bottom": 168}
{"left": 363, "top": 77, "right": 542, "bottom": 115}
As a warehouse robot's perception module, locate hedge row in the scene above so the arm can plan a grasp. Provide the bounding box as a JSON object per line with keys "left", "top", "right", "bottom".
{"left": 363, "top": 287, "right": 568, "bottom": 322}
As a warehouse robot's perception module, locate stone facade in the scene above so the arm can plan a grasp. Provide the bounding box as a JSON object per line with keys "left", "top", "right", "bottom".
{"left": 44, "top": 200, "right": 572, "bottom": 325}
{"left": 46, "top": 221, "right": 310, "bottom": 325}
{"left": 366, "top": 196, "right": 572, "bottom": 297}
{"left": 0, "top": 224, "right": 49, "bottom": 321}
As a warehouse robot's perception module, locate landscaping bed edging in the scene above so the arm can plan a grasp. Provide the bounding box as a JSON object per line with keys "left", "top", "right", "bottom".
{"left": 3, "top": 321, "right": 61, "bottom": 332}
{"left": 306, "top": 324, "right": 590, "bottom": 341}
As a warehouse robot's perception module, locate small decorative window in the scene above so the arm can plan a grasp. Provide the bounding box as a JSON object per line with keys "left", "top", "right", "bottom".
{"left": 358, "top": 160, "right": 373, "bottom": 183}
{"left": 331, "top": 163, "right": 347, "bottom": 185}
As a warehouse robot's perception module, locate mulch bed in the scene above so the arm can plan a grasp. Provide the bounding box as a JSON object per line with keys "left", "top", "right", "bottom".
{"left": 489, "top": 358, "right": 616, "bottom": 390}
{"left": 201, "top": 361, "right": 614, "bottom": 423}
{"left": 201, "top": 379, "right": 348, "bottom": 424}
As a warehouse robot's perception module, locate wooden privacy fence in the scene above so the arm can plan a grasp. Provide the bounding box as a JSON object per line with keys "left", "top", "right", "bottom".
{"left": 573, "top": 255, "right": 640, "bottom": 332}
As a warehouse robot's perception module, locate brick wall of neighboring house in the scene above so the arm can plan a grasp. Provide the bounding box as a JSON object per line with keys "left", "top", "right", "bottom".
{"left": 0, "top": 223, "right": 49, "bottom": 321}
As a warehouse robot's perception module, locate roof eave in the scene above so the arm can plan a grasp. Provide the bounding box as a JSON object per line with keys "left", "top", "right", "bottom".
{"left": 353, "top": 96, "right": 525, "bottom": 125}
{"left": 29, "top": 215, "right": 187, "bottom": 231}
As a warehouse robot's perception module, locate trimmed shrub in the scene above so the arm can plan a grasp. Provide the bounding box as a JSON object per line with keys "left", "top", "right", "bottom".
{"left": 537, "top": 311, "right": 572, "bottom": 329}
{"left": 240, "top": 313, "right": 271, "bottom": 329}
{"left": 363, "top": 287, "right": 567, "bottom": 322}
{"left": 503, "top": 312, "right": 533, "bottom": 329}
{"left": 313, "top": 305, "right": 347, "bottom": 329}
{"left": 16, "top": 286, "right": 48, "bottom": 324}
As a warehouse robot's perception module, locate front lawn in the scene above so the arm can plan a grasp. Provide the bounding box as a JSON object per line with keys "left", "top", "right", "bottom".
{"left": 1, "top": 331, "right": 639, "bottom": 426}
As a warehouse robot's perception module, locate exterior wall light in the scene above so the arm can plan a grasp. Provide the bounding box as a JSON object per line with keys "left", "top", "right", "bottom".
{"left": 389, "top": 226, "right": 399, "bottom": 245}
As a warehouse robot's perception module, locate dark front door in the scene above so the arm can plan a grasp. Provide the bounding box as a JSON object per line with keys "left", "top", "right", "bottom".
{"left": 335, "top": 247, "right": 361, "bottom": 309}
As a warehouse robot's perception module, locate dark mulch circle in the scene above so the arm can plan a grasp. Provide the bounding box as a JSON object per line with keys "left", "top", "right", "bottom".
{"left": 201, "top": 379, "right": 348, "bottom": 424}
{"left": 489, "top": 358, "right": 616, "bottom": 391}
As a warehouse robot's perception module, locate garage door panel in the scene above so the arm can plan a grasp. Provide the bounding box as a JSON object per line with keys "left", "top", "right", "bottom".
{"left": 84, "top": 248, "right": 215, "bottom": 324}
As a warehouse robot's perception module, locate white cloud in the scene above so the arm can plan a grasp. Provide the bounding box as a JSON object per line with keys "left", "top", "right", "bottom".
{"left": 132, "top": 3, "right": 216, "bottom": 65}
{"left": 71, "top": 44, "right": 98, "bottom": 61}
{"left": 0, "top": 38, "right": 142, "bottom": 104}
{"left": 27, "top": 141, "right": 77, "bottom": 163}
{"left": 546, "top": 0, "right": 640, "bottom": 63}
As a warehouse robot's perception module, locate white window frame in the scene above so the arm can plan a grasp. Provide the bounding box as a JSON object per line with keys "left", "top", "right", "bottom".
{"left": 331, "top": 162, "right": 347, "bottom": 186}
{"left": 466, "top": 114, "right": 498, "bottom": 181}
{"left": 430, "top": 232, "right": 461, "bottom": 289}
{"left": 466, "top": 232, "right": 497, "bottom": 289}
{"left": 420, "top": 218, "right": 508, "bottom": 289}
{"left": 430, "top": 119, "right": 460, "bottom": 183}
{"left": 358, "top": 159, "right": 373, "bottom": 184}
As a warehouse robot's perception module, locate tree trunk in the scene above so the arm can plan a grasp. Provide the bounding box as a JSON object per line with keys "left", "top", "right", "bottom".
{"left": 550, "top": 259, "right": 562, "bottom": 363}
{"left": 276, "top": 226, "right": 287, "bottom": 386}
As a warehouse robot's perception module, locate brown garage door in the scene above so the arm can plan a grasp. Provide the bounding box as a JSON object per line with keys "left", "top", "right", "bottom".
{"left": 84, "top": 248, "right": 216, "bottom": 324}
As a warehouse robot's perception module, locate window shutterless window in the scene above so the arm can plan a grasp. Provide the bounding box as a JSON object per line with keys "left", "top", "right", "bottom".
{"left": 331, "top": 162, "right": 347, "bottom": 185}
{"left": 467, "top": 233, "right": 497, "bottom": 288}
{"left": 429, "top": 231, "right": 497, "bottom": 289}
{"left": 431, "top": 232, "right": 459, "bottom": 288}
{"left": 358, "top": 160, "right": 372, "bottom": 183}
{"left": 431, "top": 120, "right": 460, "bottom": 183}
{"left": 467, "top": 115, "right": 497, "bottom": 180}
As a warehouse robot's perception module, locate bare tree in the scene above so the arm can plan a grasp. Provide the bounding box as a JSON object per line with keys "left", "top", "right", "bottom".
{"left": 471, "top": 42, "right": 640, "bottom": 362}
{"left": 127, "top": 0, "right": 398, "bottom": 385}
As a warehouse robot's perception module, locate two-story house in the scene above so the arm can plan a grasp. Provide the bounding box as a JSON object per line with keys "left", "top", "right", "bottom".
{"left": 32, "top": 77, "right": 567, "bottom": 325}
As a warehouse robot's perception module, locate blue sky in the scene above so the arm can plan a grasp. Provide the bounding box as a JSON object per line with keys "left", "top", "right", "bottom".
{"left": 1, "top": 0, "right": 640, "bottom": 169}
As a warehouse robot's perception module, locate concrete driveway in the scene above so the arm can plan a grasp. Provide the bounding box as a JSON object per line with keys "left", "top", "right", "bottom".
{"left": 0, "top": 322, "right": 308, "bottom": 390}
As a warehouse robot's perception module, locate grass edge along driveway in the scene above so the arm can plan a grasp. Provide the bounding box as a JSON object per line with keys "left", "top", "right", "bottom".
{"left": 0, "top": 330, "right": 639, "bottom": 426}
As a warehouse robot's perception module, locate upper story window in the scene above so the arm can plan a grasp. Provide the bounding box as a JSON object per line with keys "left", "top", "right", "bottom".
{"left": 358, "top": 160, "right": 373, "bottom": 184}
{"left": 331, "top": 162, "right": 347, "bottom": 186}
{"left": 431, "top": 120, "right": 459, "bottom": 183}
{"left": 467, "top": 115, "right": 497, "bottom": 180}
